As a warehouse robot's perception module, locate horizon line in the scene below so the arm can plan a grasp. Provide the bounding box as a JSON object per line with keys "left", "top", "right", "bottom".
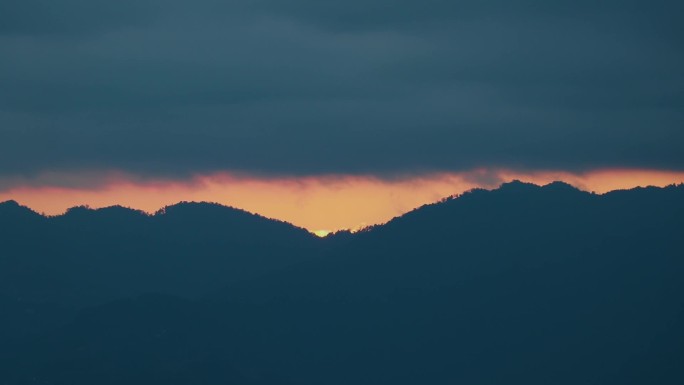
{"left": 3, "top": 179, "right": 683, "bottom": 236}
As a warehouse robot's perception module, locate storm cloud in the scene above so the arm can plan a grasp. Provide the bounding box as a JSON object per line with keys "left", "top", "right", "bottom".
{"left": 1, "top": 0, "right": 683, "bottom": 180}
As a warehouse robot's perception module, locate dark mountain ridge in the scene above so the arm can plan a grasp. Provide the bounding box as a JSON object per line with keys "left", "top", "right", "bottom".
{"left": 1, "top": 181, "right": 683, "bottom": 384}
{"left": 0, "top": 200, "right": 318, "bottom": 306}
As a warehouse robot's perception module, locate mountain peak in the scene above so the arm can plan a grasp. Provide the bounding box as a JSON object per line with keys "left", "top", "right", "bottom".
{"left": 0, "top": 200, "right": 38, "bottom": 215}
{"left": 542, "top": 181, "right": 581, "bottom": 192}
{"left": 63, "top": 205, "right": 94, "bottom": 216}
{"left": 156, "top": 201, "right": 252, "bottom": 218}
{"left": 0, "top": 200, "right": 43, "bottom": 223}
{"left": 498, "top": 180, "right": 540, "bottom": 192}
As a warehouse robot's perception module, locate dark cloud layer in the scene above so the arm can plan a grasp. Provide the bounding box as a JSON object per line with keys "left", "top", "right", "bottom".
{"left": 1, "top": 0, "right": 682, "bottom": 180}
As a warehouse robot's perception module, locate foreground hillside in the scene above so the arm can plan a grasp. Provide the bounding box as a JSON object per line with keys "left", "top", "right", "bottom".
{"left": 1, "top": 182, "right": 683, "bottom": 384}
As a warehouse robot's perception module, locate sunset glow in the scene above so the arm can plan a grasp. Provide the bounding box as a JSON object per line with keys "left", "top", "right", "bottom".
{"left": 1, "top": 169, "right": 683, "bottom": 233}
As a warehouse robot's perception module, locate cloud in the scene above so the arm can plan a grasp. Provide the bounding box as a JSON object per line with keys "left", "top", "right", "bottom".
{"left": 0, "top": 0, "right": 682, "bottom": 182}
{"left": 0, "top": 0, "right": 160, "bottom": 36}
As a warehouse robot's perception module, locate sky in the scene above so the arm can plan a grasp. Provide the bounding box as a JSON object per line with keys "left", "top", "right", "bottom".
{"left": 1, "top": 1, "right": 683, "bottom": 232}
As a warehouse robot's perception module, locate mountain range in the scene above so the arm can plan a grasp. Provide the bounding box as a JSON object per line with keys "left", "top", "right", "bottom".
{"left": 1, "top": 181, "right": 683, "bottom": 384}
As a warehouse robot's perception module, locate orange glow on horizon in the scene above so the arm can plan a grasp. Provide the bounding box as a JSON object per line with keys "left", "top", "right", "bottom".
{"left": 1, "top": 169, "right": 683, "bottom": 233}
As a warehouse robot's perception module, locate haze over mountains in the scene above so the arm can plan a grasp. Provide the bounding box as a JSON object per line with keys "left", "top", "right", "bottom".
{"left": 1, "top": 181, "right": 683, "bottom": 384}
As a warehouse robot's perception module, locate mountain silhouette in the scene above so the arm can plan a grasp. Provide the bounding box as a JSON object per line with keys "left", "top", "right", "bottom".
{"left": 0, "top": 201, "right": 318, "bottom": 305}
{"left": 1, "top": 182, "right": 683, "bottom": 384}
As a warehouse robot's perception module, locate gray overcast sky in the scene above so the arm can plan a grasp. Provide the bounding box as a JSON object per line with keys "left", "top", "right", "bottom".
{"left": 1, "top": 0, "right": 683, "bottom": 181}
